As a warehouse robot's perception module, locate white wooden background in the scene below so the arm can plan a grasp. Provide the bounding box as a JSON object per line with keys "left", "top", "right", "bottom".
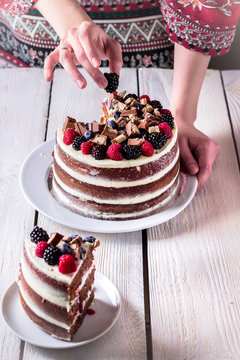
{"left": 0, "top": 68, "right": 239, "bottom": 360}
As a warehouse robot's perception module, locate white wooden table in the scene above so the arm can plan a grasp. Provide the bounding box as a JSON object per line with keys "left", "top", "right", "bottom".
{"left": 0, "top": 68, "right": 239, "bottom": 360}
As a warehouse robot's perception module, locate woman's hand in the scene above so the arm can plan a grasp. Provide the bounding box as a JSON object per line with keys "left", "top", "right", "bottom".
{"left": 177, "top": 121, "right": 220, "bottom": 191}
{"left": 44, "top": 20, "right": 123, "bottom": 89}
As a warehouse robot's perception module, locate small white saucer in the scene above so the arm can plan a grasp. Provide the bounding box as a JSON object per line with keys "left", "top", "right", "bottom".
{"left": 19, "top": 139, "right": 198, "bottom": 233}
{"left": 1, "top": 272, "right": 121, "bottom": 349}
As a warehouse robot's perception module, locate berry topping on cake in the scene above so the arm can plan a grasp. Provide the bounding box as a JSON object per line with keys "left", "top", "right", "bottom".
{"left": 60, "top": 242, "right": 72, "bottom": 255}
{"left": 92, "top": 145, "right": 107, "bottom": 160}
{"left": 86, "top": 308, "right": 96, "bottom": 315}
{"left": 106, "top": 143, "right": 123, "bottom": 161}
{"left": 139, "top": 95, "right": 151, "bottom": 103}
{"left": 35, "top": 241, "right": 49, "bottom": 258}
{"left": 81, "top": 142, "right": 94, "bottom": 155}
{"left": 161, "top": 113, "right": 174, "bottom": 129}
{"left": 122, "top": 144, "right": 142, "bottom": 160}
{"left": 141, "top": 141, "right": 154, "bottom": 157}
{"left": 84, "top": 130, "right": 94, "bottom": 140}
{"left": 160, "top": 109, "right": 172, "bottom": 115}
{"left": 159, "top": 122, "right": 172, "bottom": 139}
{"left": 108, "top": 120, "right": 118, "bottom": 129}
{"left": 113, "top": 111, "right": 121, "bottom": 120}
{"left": 63, "top": 128, "right": 78, "bottom": 145}
{"left": 30, "top": 226, "right": 49, "bottom": 244}
{"left": 104, "top": 73, "right": 119, "bottom": 93}
{"left": 147, "top": 132, "right": 167, "bottom": 149}
{"left": 151, "top": 100, "right": 162, "bottom": 110}
{"left": 43, "top": 245, "right": 61, "bottom": 265}
{"left": 136, "top": 104, "right": 145, "bottom": 117}
{"left": 72, "top": 136, "right": 85, "bottom": 151}
{"left": 58, "top": 254, "right": 76, "bottom": 274}
{"left": 83, "top": 236, "right": 96, "bottom": 243}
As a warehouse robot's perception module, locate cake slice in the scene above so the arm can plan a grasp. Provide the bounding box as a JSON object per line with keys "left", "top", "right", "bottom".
{"left": 18, "top": 226, "right": 100, "bottom": 341}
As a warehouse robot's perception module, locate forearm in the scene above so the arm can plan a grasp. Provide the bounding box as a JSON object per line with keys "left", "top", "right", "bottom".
{"left": 171, "top": 43, "right": 210, "bottom": 125}
{"left": 34, "top": 0, "right": 91, "bottom": 38}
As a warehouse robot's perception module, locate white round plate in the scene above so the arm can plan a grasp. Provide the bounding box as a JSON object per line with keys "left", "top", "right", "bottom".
{"left": 1, "top": 272, "right": 121, "bottom": 349}
{"left": 20, "top": 139, "right": 198, "bottom": 233}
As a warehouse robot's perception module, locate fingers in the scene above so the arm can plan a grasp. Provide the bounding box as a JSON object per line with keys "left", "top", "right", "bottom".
{"left": 179, "top": 135, "right": 199, "bottom": 175}
{"left": 196, "top": 140, "right": 220, "bottom": 191}
{"left": 68, "top": 28, "right": 108, "bottom": 89}
{"left": 44, "top": 48, "right": 59, "bottom": 82}
{"left": 58, "top": 46, "right": 87, "bottom": 89}
{"left": 106, "top": 39, "right": 123, "bottom": 75}
{"left": 77, "top": 22, "right": 102, "bottom": 68}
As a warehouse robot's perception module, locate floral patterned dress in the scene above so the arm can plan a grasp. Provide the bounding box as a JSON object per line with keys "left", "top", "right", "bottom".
{"left": 0, "top": 0, "right": 239, "bottom": 68}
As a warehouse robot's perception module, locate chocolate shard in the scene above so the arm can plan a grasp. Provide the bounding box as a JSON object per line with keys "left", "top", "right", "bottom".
{"left": 91, "top": 134, "right": 107, "bottom": 146}
{"left": 138, "top": 120, "right": 149, "bottom": 130}
{"left": 144, "top": 113, "right": 160, "bottom": 123}
{"left": 140, "top": 98, "right": 148, "bottom": 105}
{"left": 148, "top": 125, "right": 160, "bottom": 133}
{"left": 153, "top": 108, "right": 161, "bottom": 117}
{"left": 126, "top": 121, "right": 140, "bottom": 137}
{"left": 70, "top": 236, "right": 83, "bottom": 244}
{"left": 121, "top": 108, "right": 137, "bottom": 117}
{"left": 101, "top": 125, "right": 118, "bottom": 139}
{"left": 75, "top": 122, "right": 87, "bottom": 136}
{"left": 113, "top": 101, "right": 127, "bottom": 112}
{"left": 70, "top": 236, "right": 82, "bottom": 260}
{"left": 62, "top": 236, "right": 72, "bottom": 242}
{"left": 128, "top": 138, "right": 144, "bottom": 146}
{"left": 101, "top": 103, "right": 108, "bottom": 123}
{"left": 88, "top": 121, "right": 104, "bottom": 133}
{"left": 56, "top": 240, "right": 66, "bottom": 250}
{"left": 48, "top": 232, "right": 64, "bottom": 246}
{"left": 62, "top": 116, "right": 76, "bottom": 133}
{"left": 112, "top": 133, "right": 127, "bottom": 144}
{"left": 148, "top": 121, "right": 159, "bottom": 127}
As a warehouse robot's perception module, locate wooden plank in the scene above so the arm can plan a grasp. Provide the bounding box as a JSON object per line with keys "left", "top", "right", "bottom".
{"left": 139, "top": 68, "right": 240, "bottom": 359}
{"left": 222, "top": 70, "right": 240, "bottom": 164}
{"left": 23, "top": 69, "right": 147, "bottom": 360}
{"left": 0, "top": 69, "right": 50, "bottom": 360}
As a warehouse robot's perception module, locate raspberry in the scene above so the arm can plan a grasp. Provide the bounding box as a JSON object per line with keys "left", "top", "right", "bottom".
{"left": 106, "top": 144, "right": 123, "bottom": 161}
{"left": 160, "top": 109, "right": 172, "bottom": 115}
{"left": 35, "top": 241, "right": 49, "bottom": 258}
{"left": 141, "top": 141, "right": 154, "bottom": 157}
{"left": 43, "top": 245, "right": 61, "bottom": 265}
{"left": 139, "top": 95, "right": 151, "bottom": 103}
{"left": 122, "top": 145, "right": 142, "bottom": 160}
{"left": 104, "top": 73, "right": 119, "bottom": 93}
{"left": 63, "top": 128, "right": 78, "bottom": 145}
{"left": 58, "top": 254, "right": 76, "bottom": 274}
{"left": 30, "top": 226, "right": 49, "bottom": 244}
{"left": 72, "top": 136, "right": 85, "bottom": 151}
{"left": 159, "top": 122, "right": 172, "bottom": 139}
{"left": 92, "top": 145, "right": 107, "bottom": 160}
{"left": 147, "top": 132, "right": 167, "bottom": 149}
{"left": 81, "top": 142, "right": 94, "bottom": 155}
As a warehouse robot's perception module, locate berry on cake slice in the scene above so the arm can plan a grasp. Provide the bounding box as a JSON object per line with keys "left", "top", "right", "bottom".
{"left": 139, "top": 95, "right": 151, "bottom": 104}
{"left": 106, "top": 143, "right": 123, "bottom": 161}
{"left": 122, "top": 144, "right": 142, "bottom": 160}
{"left": 160, "top": 113, "right": 174, "bottom": 129}
{"left": 30, "top": 226, "right": 49, "bottom": 244}
{"left": 159, "top": 122, "right": 172, "bottom": 139}
{"left": 147, "top": 132, "right": 167, "bottom": 150}
{"left": 104, "top": 73, "right": 119, "bottom": 93}
{"left": 151, "top": 100, "right": 162, "bottom": 110}
{"left": 92, "top": 145, "right": 107, "bottom": 160}
{"left": 59, "top": 254, "right": 76, "bottom": 274}
{"left": 43, "top": 245, "right": 61, "bottom": 265}
{"left": 81, "top": 142, "right": 94, "bottom": 155}
{"left": 35, "top": 241, "right": 49, "bottom": 258}
{"left": 63, "top": 128, "right": 79, "bottom": 145}
{"left": 141, "top": 141, "right": 154, "bottom": 157}
{"left": 72, "top": 135, "right": 86, "bottom": 151}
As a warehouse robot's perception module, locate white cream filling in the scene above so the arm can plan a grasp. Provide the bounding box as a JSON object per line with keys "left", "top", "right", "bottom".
{"left": 24, "top": 237, "right": 80, "bottom": 285}
{"left": 21, "top": 255, "right": 68, "bottom": 308}
{"left": 53, "top": 167, "right": 179, "bottom": 205}
{"left": 54, "top": 145, "right": 179, "bottom": 188}
{"left": 56, "top": 125, "right": 178, "bottom": 169}
{"left": 19, "top": 280, "right": 71, "bottom": 330}
{"left": 52, "top": 176, "right": 180, "bottom": 219}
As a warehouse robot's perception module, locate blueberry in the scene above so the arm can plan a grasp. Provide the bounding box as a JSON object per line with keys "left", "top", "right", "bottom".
{"left": 84, "top": 122, "right": 89, "bottom": 129}
{"left": 108, "top": 120, "right": 118, "bottom": 129}
{"left": 70, "top": 234, "right": 78, "bottom": 239}
{"left": 84, "top": 130, "right": 94, "bottom": 140}
{"left": 113, "top": 111, "right": 121, "bottom": 120}
{"left": 137, "top": 104, "right": 145, "bottom": 117}
{"left": 83, "top": 236, "right": 96, "bottom": 243}
{"left": 60, "top": 243, "right": 72, "bottom": 255}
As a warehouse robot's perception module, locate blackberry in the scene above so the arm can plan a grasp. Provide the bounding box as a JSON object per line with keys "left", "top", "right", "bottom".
{"left": 161, "top": 113, "right": 174, "bottom": 129}
{"left": 104, "top": 73, "right": 119, "bottom": 93}
{"left": 151, "top": 100, "right": 163, "bottom": 110}
{"left": 139, "top": 128, "right": 148, "bottom": 137}
{"left": 122, "top": 145, "right": 142, "bottom": 160}
{"left": 92, "top": 145, "right": 107, "bottom": 160}
{"left": 30, "top": 226, "right": 49, "bottom": 244}
{"left": 43, "top": 245, "right": 61, "bottom": 265}
{"left": 72, "top": 136, "right": 85, "bottom": 151}
{"left": 147, "top": 132, "right": 167, "bottom": 149}
{"left": 123, "top": 93, "right": 139, "bottom": 102}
